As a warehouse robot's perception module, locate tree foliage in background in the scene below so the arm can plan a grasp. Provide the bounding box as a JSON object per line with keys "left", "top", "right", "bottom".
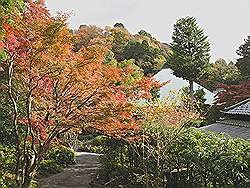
{"left": 236, "top": 36, "right": 250, "bottom": 80}
{"left": 114, "top": 22, "right": 126, "bottom": 29}
{"left": 179, "top": 86, "right": 207, "bottom": 114}
{"left": 72, "top": 24, "right": 170, "bottom": 98}
{"left": 213, "top": 36, "right": 250, "bottom": 108}
{"left": 72, "top": 25, "right": 111, "bottom": 52}
{"left": 215, "top": 82, "right": 250, "bottom": 107}
{"left": 73, "top": 24, "right": 170, "bottom": 77}
{"left": 169, "top": 16, "right": 210, "bottom": 100}
{"left": 199, "top": 58, "right": 241, "bottom": 91}
{"left": 120, "top": 40, "right": 167, "bottom": 75}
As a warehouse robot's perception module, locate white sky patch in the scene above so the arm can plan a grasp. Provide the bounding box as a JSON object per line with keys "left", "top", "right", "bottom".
{"left": 46, "top": 0, "right": 250, "bottom": 62}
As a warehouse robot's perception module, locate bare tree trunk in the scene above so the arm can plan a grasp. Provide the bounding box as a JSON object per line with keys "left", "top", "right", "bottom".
{"left": 189, "top": 80, "right": 194, "bottom": 101}
{"left": 156, "top": 131, "right": 161, "bottom": 187}
{"left": 21, "top": 155, "right": 39, "bottom": 188}
{"left": 7, "top": 58, "right": 22, "bottom": 187}
{"left": 21, "top": 175, "right": 32, "bottom": 188}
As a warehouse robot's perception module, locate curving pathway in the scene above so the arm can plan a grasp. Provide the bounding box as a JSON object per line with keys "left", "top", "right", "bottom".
{"left": 38, "top": 152, "right": 102, "bottom": 188}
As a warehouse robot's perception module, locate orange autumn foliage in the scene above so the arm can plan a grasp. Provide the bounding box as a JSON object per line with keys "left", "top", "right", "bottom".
{"left": 1, "top": 1, "right": 163, "bottom": 186}
{"left": 2, "top": 1, "right": 159, "bottom": 143}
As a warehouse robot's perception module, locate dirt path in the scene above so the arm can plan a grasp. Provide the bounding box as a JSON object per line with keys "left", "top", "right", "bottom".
{"left": 38, "top": 152, "right": 102, "bottom": 188}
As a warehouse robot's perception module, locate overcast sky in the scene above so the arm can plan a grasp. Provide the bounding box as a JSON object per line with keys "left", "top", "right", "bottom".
{"left": 46, "top": 0, "right": 250, "bottom": 62}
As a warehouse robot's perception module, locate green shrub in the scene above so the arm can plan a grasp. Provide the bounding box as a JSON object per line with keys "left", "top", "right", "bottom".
{"left": 37, "top": 144, "right": 75, "bottom": 177}
{"left": 91, "top": 135, "right": 109, "bottom": 145}
{"left": 78, "top": 134, "right": 95, "bottom": 141}
{"left": 0, "top": 145, "right": 15, "bottom": 188}
{"left": 46, "top": 145, "right": 76, "bottom": 167}
{"left": 77, "top": 135, "right": 110, "bottom": 154}
{"left": 37, "top": 160, "right": 63, "bottom": 176}
{"left": 98, "top": 128, "right": 250, "bottom": 187}
{"left": 98, "top": 139, "right": 134, "bottom": 187}
{"left": 174, "top": 129, "right": 250, "bottom": 186}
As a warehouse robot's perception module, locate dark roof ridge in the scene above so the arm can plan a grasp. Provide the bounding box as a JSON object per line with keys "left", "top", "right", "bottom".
{"left": 222, "top": 98, "right": 250, "bottom": 112}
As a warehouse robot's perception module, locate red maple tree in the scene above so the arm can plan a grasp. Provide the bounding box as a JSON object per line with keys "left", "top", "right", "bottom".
{"left": 215, "top": 82, "right": 250, "bottom": 107}
{"left": 1, "top": 1, "right": 159, "bottom": 187}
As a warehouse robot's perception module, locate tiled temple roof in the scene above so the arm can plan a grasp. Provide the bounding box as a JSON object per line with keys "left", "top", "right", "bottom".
{"left": 222, "top": 98, "right": 250, "bottom": 116}
{"left": 200, "top": 98, "right": 250, "bottom": 139}
{"left": 199, "top": 120, "right": 250, "bottom": 139}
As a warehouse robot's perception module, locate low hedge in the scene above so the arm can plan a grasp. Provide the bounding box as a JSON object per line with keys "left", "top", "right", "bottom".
{"left": 37, "top": 160, "right": 63, "bottom": 176}
{"left": 98, "top": 128, "right": 250, "bottom": 187}
{"left": 77, "top": 135, "right": 110, "bottom": 154}
{"left": 37, "top": 144, "right": 75, "bottom": 177}
{"left": 46, "top": 144, "right": 76, "bottom": 167}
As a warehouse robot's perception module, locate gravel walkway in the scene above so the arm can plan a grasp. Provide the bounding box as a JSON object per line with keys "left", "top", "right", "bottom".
{"left": 38, "top": 152, "right": 102, "bottom": 188}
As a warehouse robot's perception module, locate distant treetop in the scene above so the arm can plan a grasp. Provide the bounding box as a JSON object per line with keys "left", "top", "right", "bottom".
{"left": 114, "top": 22, "right": 126, "bottom": 29}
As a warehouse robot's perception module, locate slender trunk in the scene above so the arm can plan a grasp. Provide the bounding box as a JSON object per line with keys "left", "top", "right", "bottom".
{"left": 21, "top": 175, "right": 32, "bottom": 188}
{"left": 21, "top": 142, "right": 47, "bottom": 188}
{"left": 21, "top": 155, "right": 39, "bottom": 188}
{"left": 156, "top": 133, "right": 161, "bottom": 187}
{"left": 189, "top": 80, "right": 194, "bottom": 101}
{"left": 7, "top": 58, "right": 22, "bottom": 187}
{"left": 120, "top": 145, "right": 123, "bottom": 166}
{"left": 22, "top": 75, "right": 32, "bottom": 182}
{"left": 21, "top": 126, "right": 61, "bottom": 188}
{"left": 142, "top": 129, "right": 149, "bottom": 188}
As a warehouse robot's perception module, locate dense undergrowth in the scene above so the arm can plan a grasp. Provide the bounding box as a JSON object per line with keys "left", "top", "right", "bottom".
{"left": 95, "top": 128, "right": 250, "bottom": 188}
{"left": 0, "top": 144, "right": 75, "bottom": 187}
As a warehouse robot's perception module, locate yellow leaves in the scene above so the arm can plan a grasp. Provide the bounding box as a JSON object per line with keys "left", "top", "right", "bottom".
{"left": 109, "top": 26, "right": 133, "bottom": 46}
{"left": 140, "top": 97, "right": 200, "bottom": 129}
{"left": 73, "top": 25, "right": 112, "bottom": 52}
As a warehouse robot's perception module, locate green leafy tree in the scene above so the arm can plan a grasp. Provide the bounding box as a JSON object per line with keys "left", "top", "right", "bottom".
{"left": 138, "top": 29, "right": 152, "bottom": 38}
{"left": 180, "top": 86, "right": 207, "bottom": 114}
{"left": 169, "top": 16, "right": 210, "bottom": 100}
{"left": 108, "top": 27, "right": 169, "bottom": 76}
{"left": 110, "top": 26, "right": 132, "bottom": 61}
{"left": 201, "top": 58, "right": 241, "bottom": 90}
{"left": 0, "top": 0, "right": 24, "bottom": 16}
{"left": 121, "top": 40, "right": 167, "bottom": 75}
{"left": 114, "top": 22, "right": 126, "bottom": 29}
{"left": 236, "top": 36, "right": 250, "bottom": 80}
{"left": 73, "top": 25, "right": 170, "bottom": 77}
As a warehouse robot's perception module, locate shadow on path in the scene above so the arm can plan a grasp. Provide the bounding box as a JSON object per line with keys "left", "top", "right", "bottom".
{"left": 38, "top": 152, "right": 102, "bottom": 188}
